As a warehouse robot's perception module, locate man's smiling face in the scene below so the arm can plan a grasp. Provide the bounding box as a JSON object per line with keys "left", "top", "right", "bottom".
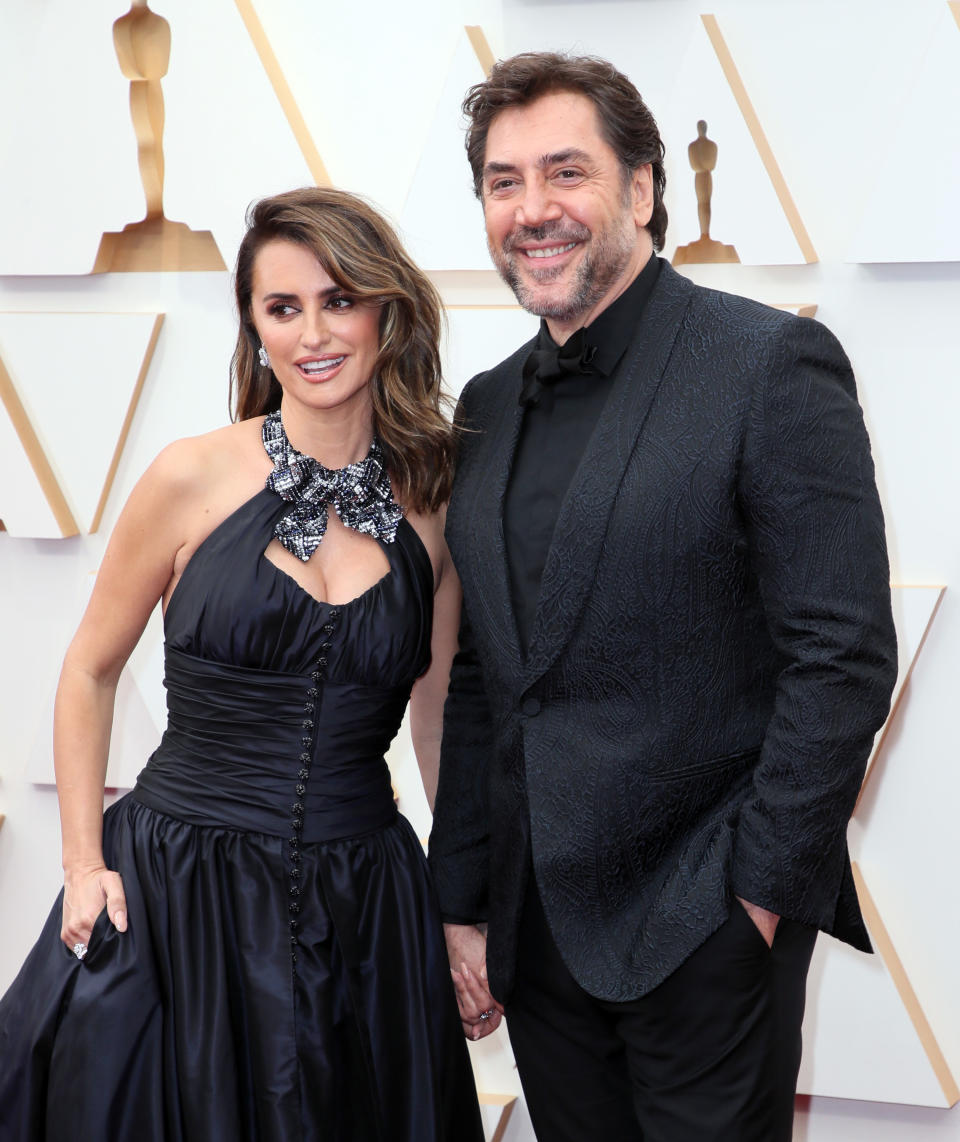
{"left": 481, "top": 89, "right": 653, "bottom": 341}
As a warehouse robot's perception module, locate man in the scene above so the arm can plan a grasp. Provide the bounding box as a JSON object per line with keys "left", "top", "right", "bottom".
{"left": 428, "top": 52, "right": 897, "bottom": 1142}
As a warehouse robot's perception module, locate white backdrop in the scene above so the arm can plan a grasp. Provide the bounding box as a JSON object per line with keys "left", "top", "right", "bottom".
{"left": 1, "top": 1, "right": 959, "bottom": 1139}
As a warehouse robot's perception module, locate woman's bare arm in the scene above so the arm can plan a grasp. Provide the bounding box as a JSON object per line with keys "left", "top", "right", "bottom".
{"left": 408, "top": 524, "right": 461, "bottom": 812}
{"left": 55, "top": 437, "right": 218, "bottom": 949}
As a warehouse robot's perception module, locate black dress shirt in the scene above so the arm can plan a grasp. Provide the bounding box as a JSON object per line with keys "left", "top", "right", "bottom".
{"left": 503, "top": 254, "right": 660, "bottom": 652}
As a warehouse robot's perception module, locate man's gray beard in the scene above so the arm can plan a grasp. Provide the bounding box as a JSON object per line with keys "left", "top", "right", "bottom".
{"left": 491, "top": 214, "right": 637, "bottom": 323}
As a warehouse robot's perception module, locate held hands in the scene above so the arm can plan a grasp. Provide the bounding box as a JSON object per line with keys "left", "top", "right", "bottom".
{"left": 444, "top": 923, "right": 504, "bottom": 1041}
{"left": 61, "top": 864, "right": 128, "bottom": 955}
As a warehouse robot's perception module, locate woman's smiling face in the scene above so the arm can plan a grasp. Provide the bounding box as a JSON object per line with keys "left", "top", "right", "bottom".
{"left": 250, "top": 238, "right": 381, "bottom": 419}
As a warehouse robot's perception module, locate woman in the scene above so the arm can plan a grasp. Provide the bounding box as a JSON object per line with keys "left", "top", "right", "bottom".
{"left": 0, "top": 187, "right": 484, "bottom": 1142}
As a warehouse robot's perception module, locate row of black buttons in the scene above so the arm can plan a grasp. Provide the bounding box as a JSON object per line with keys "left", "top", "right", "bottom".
{"left": 288, "top": 609, "right": 340, "bottom": 966}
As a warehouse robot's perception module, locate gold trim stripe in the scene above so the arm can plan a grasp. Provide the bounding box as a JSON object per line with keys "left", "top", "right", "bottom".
{"left": 0, "top": 354, "right": 79, "bottom": 537}
{"left": 855, "top": 585, "right": 946, "bottom": 807}
{"left": 478, "top": 1093, "right": 518, "bottom": 1142}
{"left": 465, "top": 26, "right": 495, "bottom": 76}
{"left": 853, "top": 862, "right": 960, "bottom": 1106}
{"left": 90, "top": 314, "right": 165, "bottom": 534}
{"left": 233, "top": 0, "right": 331, "bottom": 186}
{"left": 700, "top": 14, "right": 818, "bottom": 264}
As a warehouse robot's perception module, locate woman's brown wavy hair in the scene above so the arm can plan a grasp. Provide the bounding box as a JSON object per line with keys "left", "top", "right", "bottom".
{"left": 231, "top": 186, "right": 454, "bottom": 512}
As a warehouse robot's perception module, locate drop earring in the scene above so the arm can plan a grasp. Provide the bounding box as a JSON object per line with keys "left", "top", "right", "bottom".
{"left": 258, "top": 345, "right": 271, "bottom": 369}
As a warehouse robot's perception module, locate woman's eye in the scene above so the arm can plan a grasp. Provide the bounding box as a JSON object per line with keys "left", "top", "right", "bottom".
{"left": 267, "top": 302, "right": 296, "bottom": 317}
{"left": 327, "top": 294, "right": 354, "bottom": 310}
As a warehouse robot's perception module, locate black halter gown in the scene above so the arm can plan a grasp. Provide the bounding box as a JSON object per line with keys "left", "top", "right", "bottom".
{"left": 0, "top": 488, "right": 483, "bottom": 1142}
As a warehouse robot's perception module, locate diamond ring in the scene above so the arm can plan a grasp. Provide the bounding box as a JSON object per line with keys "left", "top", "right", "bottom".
{"left": 73, "top": 942, "right": 88, "bottom": 961}
{"left": 479, "top": 1009, "right": 494, "bottom": 1021}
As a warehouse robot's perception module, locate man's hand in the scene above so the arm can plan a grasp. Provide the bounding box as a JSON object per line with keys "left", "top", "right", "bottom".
{"left": 736, "top": 896, "right": 780, "bottom": 948}
{"left": 444, "top": 923, "right": 504, "bottom": 1040}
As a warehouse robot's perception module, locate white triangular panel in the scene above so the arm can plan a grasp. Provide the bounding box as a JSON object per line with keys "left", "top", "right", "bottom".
{"left": 400, "top": 30, "right": 491, "bottom": 272}
{"left": 443, "top": 307, "right": 539, "bottom": 400}
{"left": 797, "top": 585, "right": 950, "bottom": 1105}
{"left": 0, "top": 313, "right": 160, "bottom": 534}
{"left": 0, "top": 392, "right": 62, "bottom": 538}
{"left": 848, "top": 5, "right": 960, "bottom": 262}
{"left": 25, "top": 666, "right": 161, "bottom": 792}
{"left": 160, "top": 0, "right": 317, "bottom": 271}
{"left": 864, "top": 585, "right": 944, "bottom": 779}
{"left": 26, "top": 571, "right": 163, "bottom": 790}
{"left": 799, "top": 919, "right": 950, "bottom": 1106}
{"left": 663, "top": 21, "right": 808, "bottom": 266}
{"left": 0, "top": 0, "right": 142, "bottom": 275}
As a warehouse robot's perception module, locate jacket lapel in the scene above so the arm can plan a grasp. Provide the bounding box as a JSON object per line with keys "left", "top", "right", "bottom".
{"left": 521, "top": 264, "right": 695, "bottom": 685}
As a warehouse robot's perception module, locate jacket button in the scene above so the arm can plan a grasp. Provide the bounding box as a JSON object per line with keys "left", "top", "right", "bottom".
{"left": 521, "top": 697, "right": 541, "bottom": 717}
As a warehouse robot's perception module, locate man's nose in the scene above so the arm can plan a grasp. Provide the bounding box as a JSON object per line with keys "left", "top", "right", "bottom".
{"left": 515, "top": 179, "right": 562, "bottom": 229}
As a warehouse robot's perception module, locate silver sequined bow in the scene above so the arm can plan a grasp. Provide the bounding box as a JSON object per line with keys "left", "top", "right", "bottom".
{"left": 262, "top": 410, "right": 402, "bottom": 562}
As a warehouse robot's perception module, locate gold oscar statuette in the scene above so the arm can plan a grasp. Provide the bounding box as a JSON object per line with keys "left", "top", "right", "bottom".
{"left": 672, "top": 120, "right": 740, "bottom": 267}
{"left": 92, "top": 1, "right": 226, "bottom": 273}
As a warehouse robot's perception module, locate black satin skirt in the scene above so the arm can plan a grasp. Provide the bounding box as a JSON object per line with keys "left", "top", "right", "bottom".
{"left": 0, "top": 796, "right": 482, "bottom": 1142}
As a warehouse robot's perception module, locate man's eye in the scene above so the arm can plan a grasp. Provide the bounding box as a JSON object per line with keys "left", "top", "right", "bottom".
{"left": 556, "top": 169, "right": 581, "bottom": 181}
{"left": 490, "top": 179, "right": 516, "bottom": 193}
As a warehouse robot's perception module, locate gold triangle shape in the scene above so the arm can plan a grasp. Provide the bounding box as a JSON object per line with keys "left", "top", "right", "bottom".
{"left": 0, "top": 353, "right": 79, "bottom": 537}
{"left": 478, "top": 1092, "right": 518, "bottom": 1142}
{"left": 233, "top": 0, "right": 331, "bottom": 186}
{"left": 466, "top": 26, "right": 495, "bottom": 76}
{"left": 856, "top": 585, "right": 945, "bottom": 807}
{"left": 90, "top": 313, "right": 165, "bottom": 533}
{"left": 700, "top": 14, "right": 817, "bottom": 263}
{"left": 853, "top": 862, "right": 960, "bottom": 1106}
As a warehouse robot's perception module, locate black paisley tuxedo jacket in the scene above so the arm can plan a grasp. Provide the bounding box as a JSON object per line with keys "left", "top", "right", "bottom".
{"left": 428, "top": 261, "right": 898, "bottom": 1004}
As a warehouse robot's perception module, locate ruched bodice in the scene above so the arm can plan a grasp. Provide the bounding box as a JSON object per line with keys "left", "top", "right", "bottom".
{"left": 134, "top": 489, "right": 434, "bottom": 844}
{"left": 0, "top": 485, "right": 482, "bottom": 1142}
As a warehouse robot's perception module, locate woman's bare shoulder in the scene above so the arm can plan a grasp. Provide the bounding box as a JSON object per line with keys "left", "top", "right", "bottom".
{"left": 149, "top": 419, "right": 267, "bottom": 492}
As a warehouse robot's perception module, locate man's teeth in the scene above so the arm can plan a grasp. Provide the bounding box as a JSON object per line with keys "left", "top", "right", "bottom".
{"left": 300, "top": 357, "right": 345, "bottom": 374}
{"left": 524, "top": 243, "right": 577, "bottom": 259}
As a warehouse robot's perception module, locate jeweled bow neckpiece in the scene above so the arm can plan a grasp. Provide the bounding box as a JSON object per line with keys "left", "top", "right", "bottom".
{"left": 262, "top": 410, "right": 402, "bottom": 562}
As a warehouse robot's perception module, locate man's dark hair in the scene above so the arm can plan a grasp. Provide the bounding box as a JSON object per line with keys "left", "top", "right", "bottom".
{"left": 463, "top": 51, "right": 668, "bottom": 252}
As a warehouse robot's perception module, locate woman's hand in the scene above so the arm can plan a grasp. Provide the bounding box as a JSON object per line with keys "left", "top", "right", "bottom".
{"left": 61, "top": 865, "right": 128, "bottom": 953}
{"left": 444, "top": 923, "right": 504, "bottom": 1040}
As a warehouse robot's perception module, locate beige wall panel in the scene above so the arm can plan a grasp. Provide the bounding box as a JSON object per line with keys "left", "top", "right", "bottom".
{"left": 0, "top": 361, "right": 77, "bottom": 538}
{"left": 847, "top": 2, "right": 960, "bottom": 261}
{"left": 25, "top": 665, "right": 162, "bottom": 792}
{"left": 0, "top": 313, "right": 163, "bottom": 534}
{"left": 232, "top": 0, "right": 331, "bottom": 186}
{"left": 442, "top": 307, "right": 539, "bottom": 400}
{"left": 859, "top": 586, "right": 945, "bottom": 799}
{"left": 400, "top": 28, "right": 494, "bottom": 271}
{"left": 798, "top": 587, "right": 951, "bottom": 1105}
{"left": 799, "top": 925, "right": 954, "bottom": 1106}
{"left": 0, "top": 0, "right": 144, "bottom": 275}
{"left": 662, "top": 15, "right": 814, "bottom": 265}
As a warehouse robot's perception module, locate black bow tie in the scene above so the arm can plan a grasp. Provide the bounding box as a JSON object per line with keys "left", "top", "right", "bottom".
{"left": 519, "top": 327, "right": 597, "bottom": 408}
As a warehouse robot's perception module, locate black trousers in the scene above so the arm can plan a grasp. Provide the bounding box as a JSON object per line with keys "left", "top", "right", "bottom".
{"left": 505, "top": 884, "right": 817, "bottom": 1142}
